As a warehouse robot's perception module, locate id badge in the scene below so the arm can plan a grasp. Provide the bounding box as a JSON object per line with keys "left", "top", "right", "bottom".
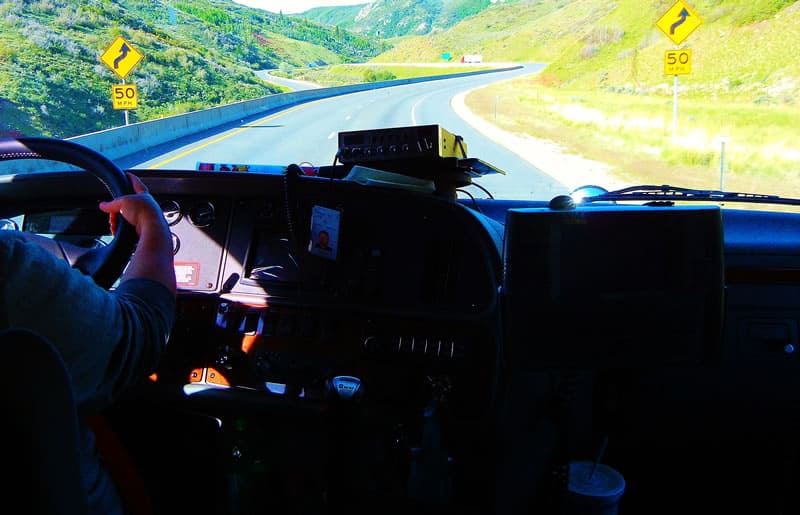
{"left": 309, "top": 205, "right": 340, "bottom": 260}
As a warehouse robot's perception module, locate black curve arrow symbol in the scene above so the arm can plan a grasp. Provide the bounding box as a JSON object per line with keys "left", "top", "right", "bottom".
{"left": 670, "top": 8, "right": 689, "bottom": 35}
{"left": 113, "top": 43, "right": 129, "bottom": 69}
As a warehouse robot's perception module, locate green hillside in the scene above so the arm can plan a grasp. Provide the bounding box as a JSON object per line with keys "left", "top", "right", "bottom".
{"left": 0, "top": 0, "right": 387, "bottom": 138}
{"left": 299, "top": 4, "right": 366, "bottom": 30}
{"left": 375, "top": 0, "right": 799, "bottom": 100}
{"left": 372, "top": 0, "right": 566, "bottom": 62}
{"left": 300, "top": 0, "right": 499, "bottom": 37}
{"left": 374, "top": 0, "right": 800, "bottom": 196}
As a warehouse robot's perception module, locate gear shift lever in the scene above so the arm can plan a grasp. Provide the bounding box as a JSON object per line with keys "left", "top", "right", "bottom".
{"left": 328, "top": 375, "right": 363, "bottom": 401}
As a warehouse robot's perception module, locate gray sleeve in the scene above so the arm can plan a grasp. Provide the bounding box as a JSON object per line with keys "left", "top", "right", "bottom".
{"left": 1, "top": 233, "right": 176, "bottom": 410}
{"left": 103, "top": 278, "right": 176, "bottom": 399}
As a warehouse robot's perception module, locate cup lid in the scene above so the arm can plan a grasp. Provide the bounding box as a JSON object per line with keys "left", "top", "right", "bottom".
{"left": 568, "top": 461, "right": 626, "bottom": 498}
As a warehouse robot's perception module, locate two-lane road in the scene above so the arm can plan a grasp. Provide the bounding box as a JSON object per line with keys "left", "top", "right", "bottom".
{"left": 126, "top": 64, "right": 571, "bottom": 200}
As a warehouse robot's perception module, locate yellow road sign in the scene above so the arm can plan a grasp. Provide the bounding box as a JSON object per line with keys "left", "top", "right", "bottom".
{"left": 664, "top": 49, "right": 692, "bottom": 75}
{"left": 656, "top": 0, "right": 703, "bottom": 45}
{"left": 111, "top": 84, "right": 139, "bottom": 110}
{"left": 100, "top": 36, "right": 143, "bottom": 79}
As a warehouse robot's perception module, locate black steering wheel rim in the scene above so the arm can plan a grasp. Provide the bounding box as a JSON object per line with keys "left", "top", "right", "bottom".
{"left": 0, "top": 137, "right": 138, "bottom": 289}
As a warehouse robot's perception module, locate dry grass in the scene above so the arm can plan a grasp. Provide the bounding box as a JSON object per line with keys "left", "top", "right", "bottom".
{"left": 466, "top": 79, "right": 800, "bottom": 199}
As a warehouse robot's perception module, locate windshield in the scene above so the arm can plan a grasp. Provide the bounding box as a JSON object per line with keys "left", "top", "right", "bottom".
{"left": 1, "top": 0, "right": 798, "bottom": 209}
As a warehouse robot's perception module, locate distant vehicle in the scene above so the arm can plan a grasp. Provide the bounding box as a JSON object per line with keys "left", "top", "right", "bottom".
{"left": 461, "top": 54, "right": 483, "bottom": 63}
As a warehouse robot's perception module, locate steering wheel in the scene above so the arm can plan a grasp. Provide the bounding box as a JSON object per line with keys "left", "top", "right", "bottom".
{"left": 0, "top": 137, "right": 138, "bottom": 289}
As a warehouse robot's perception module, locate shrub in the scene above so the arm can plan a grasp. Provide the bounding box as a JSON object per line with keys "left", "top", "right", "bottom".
{"left": 363, "top": 68, "right": 396, "bottom": 82}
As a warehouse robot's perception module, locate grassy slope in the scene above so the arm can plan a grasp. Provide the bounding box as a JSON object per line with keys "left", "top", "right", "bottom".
{"left": 372, "top": 0, "right": 573, "bottom": 62}
{"left": 301, "top": 0, "right": 497, "bottom": 38}
{"left": 0, "top": 0, "right": 382, "bottom": 138}
{"left": 285, "top": 63, "right": 489, "bottom": 85}
{"left": 379, "top": 0, "right": 800, "bottom": 196}
{"left": 299, "top": 4, "right": 367, "bottom": 30}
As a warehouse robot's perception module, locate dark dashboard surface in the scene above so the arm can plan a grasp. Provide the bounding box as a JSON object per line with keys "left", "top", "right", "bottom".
{"left": 4, "top": 168, "right": 800, "bottom": 514}
{"left": 5, "top": 169, "right": 800, "bottom": 373}
{"left": 5, "top": 169, "right": 800, "bottom": 386}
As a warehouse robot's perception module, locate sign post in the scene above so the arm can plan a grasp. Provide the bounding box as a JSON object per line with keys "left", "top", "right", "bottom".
{"left": 100, "top": 36, "right": 143, "bottom": 125}
{"left": 656, "top": 0, "right": 702, "bottom": 137}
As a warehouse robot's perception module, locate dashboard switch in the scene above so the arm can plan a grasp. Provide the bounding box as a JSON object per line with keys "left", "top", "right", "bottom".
{"left": 215, "top": 303, "right": 230, "bottom": 329}
{"left": 239, "top": 311, "right": 261, "bottom": 335}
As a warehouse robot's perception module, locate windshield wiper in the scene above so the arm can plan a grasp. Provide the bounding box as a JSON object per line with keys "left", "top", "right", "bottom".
{"left": 579, "top": 184, "right": 800, "bottom": 206}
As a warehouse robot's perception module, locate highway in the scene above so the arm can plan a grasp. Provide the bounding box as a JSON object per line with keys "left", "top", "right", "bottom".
{"left": 122, "top": 63, "right": 571, "bottom": 200}
{"left": 253, "top": 69, "right": 322, "bottom": 91}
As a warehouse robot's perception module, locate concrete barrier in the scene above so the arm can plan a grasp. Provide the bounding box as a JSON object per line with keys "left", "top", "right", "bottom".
{"left": 70, "top": 66, "right": 520, "bottom": 162}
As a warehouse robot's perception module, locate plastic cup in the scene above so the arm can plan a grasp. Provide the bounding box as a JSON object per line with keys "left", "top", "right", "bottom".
{"left": 563, "top": 460, "right": 626, "bottom": 515}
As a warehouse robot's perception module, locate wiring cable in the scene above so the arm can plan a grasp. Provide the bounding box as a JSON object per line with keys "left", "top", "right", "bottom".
{"left": 455, "top": 135, "right": 468, "bottom": 158}
{"left": 468, "top": 181, "right": 494, "bottom": 200}
{"left": 456, "top": 188, "right": 482, "bottom": 213}
{"left": 283, "top": 163, "right": 303, "bottom": 250}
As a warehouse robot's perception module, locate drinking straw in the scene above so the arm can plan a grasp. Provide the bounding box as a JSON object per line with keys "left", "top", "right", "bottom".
{"left": 589, "top": 436, "right": 609, "bottom": 480}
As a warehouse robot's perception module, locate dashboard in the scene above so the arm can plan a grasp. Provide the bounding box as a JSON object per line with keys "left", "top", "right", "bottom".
{"left": 153, "top": 171, "right": 502, "bottom": 408}
{"left": 4, "top": 168, "right": 800, "bottom": 514}
{"left": 0, "top": 168, "right": 504, "bottom": 511}
{"left": 3, "top": 170, "right": 502, "bottom": 399}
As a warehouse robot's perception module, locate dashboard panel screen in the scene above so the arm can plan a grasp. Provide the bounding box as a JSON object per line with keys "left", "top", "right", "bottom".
{"left": 23, "top": 209, "right": 110, "bottom": 236}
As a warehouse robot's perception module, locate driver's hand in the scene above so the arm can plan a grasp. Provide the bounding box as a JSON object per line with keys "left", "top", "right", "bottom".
{"left": 99, "top": 172, "right": 176, "bottom": 293}
{"left": 99, "top": 173, "right": 166, "bottom": 236}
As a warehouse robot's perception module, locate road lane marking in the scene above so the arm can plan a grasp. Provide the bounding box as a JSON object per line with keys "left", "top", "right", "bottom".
{"left": 147, "top": 97, "right": 338, "bottom": 169}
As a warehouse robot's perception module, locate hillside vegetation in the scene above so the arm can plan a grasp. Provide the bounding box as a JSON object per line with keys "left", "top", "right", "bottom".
{"left": 0, "top": 0, "right": 387, "bottom": 138}
{"left": 376, "top": 0, "right": 800, "bottom": 196}
{"left": 300, "top": 0, "right": 498, "bottom": 38}
{"left": 376, "top": 0, "right": 799, "bottom": 101}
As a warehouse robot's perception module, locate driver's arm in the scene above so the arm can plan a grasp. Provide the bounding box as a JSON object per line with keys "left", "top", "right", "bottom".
{"left": 0, "top": 172, "right": 176, "bottom": 407}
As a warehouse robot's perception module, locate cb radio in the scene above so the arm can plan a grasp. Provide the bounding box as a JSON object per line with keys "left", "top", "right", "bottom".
{"left": 337, "top": 124, "right": 467, "bottom": 164}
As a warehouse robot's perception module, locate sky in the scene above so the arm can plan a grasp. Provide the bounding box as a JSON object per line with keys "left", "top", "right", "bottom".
{"left": 232, "top": 1, "right": 369, "bottom": 14}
